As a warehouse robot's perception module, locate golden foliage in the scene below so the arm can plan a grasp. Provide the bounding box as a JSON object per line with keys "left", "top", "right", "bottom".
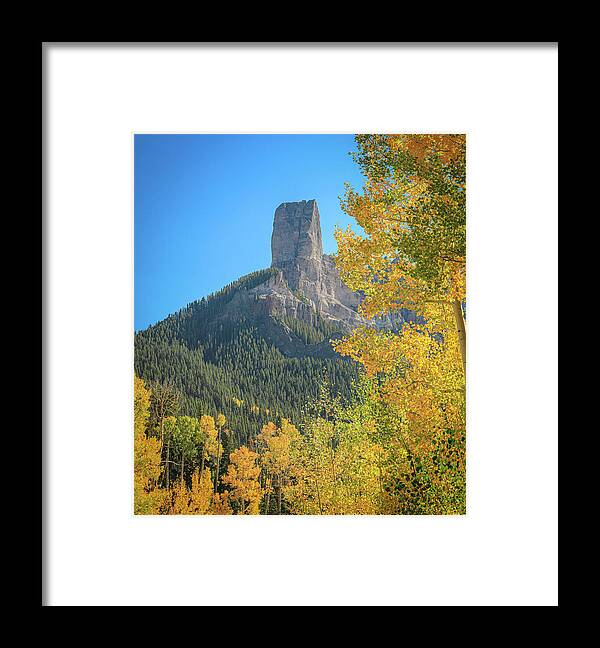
{"left": 134, "top": 376, "right": 165, "bottom": 514}
{"left": 199, "top": 414, "right": 220, "bottom": 463}
{"left": 222, "top": 446, "right": 262, "bottom": 515}
{"left": 189, "top": 470, "right": 213, "bottom": 514}
{"left": 330, "top": 134, "right": 467, "bottom": 513}
{"left": 171, "top": 479, "right": 190, "bottom": 515}
{"left": 168, "top": 469, "right": 214, "bottom": 515}
{"left": 210, "top": 492, "right": 233, "bottom": 515}
{"left": 335, "top": 133, "right": 466, "bottom": 323}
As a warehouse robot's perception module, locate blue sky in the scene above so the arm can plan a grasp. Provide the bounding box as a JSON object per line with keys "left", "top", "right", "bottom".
{"left": 134, "top": 134, "right": 365, "bottom": 331}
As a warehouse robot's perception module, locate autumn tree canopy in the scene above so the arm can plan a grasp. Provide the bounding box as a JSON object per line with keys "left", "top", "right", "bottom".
{"left": 335, "top": 134, "right": 466, "bottom": 372}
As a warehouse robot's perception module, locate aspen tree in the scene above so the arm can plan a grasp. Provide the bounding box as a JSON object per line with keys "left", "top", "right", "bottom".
{"left": 222, "top": 446, "right": 262, "bottom": 514}
{"left": 213, "top": 413, "right": 226, "bottom": 493}
{"left": 134, "top": 376, "right": 164, "bottom": 514}
{"left": 335, "top": 134, "right": 466, "bottom": 373}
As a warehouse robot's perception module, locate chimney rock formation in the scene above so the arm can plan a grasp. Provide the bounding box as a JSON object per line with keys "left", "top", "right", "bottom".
{"left": 264, "top": 199, "right": 363, "bottom": 328}
{"left": 271, "top": 199, "right": 323, "bottom": 285}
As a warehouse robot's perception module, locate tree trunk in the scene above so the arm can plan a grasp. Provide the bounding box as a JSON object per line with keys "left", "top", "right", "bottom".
{"left": 278, "top": 475, "right": 282, "bottom": 515}
{"left": 166, "top": 438, "right": 171, "bottom": 489}
{"left": 265, "top": 475, "right": 272, "bottom": 515}
{"left": 330, "top": 446, "right": 337, "bottom": 510}
{"left": 315, "top": 478, "right": 323, "bottom": 515}
{"left": 452, "top": 300, "right": 467, "bottom": 375}
{"left": 214, "top": 427, "right": 222, "bottom": 493}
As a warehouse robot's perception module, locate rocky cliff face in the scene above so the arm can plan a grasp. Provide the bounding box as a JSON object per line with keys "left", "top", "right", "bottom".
{"left": 264, "top": 199, "right": 409, "bottom": 331}
{"left": 271, "top": 200, "right": 323, "bottom": 290}
{"left": 263, "top": 199, "right": 362, "bottom": 329}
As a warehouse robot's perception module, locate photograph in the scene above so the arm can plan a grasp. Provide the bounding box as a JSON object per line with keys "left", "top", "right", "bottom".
{"left": 134, "top": 134, "right": 467, "bottom": 515}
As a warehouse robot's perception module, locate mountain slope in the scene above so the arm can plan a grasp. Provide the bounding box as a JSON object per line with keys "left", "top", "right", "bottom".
{"left": 134, "top": 269, "right": 359, "bottom": 440}
{"left": 134, "top": 199, "right": 413, "bottom": 438}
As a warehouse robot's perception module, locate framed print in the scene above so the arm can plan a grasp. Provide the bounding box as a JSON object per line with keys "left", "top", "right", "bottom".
{"left": 43, "top": 42, "right": 558, "bottom": 606}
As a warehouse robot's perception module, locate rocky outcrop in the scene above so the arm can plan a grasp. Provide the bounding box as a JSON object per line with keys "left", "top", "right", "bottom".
{"left": 268, "top": 199, "right": 409, "bottom": 331}
{"left": 271, "top": 200, "right": 323, "bottom": 291}
{"left": 195, "top": 199, "right": 412, "bottom": 359}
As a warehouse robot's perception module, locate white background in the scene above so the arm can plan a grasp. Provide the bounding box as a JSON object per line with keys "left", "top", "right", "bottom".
{"left": 44, "top": 44, "right": 558, "bottom": 606}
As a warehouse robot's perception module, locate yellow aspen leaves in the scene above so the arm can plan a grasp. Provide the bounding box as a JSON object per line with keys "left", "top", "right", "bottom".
{"left": 134, "top": 376, "right": 164, "bottom": 514}
{"left": 222, "top": 446, "right": 262, "bottom": 515}
{"left": 189, "top": 470, "right": 213, "bottom": 514}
